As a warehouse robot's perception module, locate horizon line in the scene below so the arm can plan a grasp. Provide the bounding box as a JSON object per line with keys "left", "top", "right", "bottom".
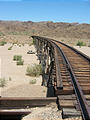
{"left": 0, "top": 19, "right": 90, "bottom": 24}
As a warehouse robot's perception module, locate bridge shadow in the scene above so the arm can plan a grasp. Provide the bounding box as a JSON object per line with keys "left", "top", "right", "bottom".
{"left": 47, "top": 85, "right": 55, "bottom": 97}
{"left": 42, "top": 74, "right": 55, "bottom": 97}
{"left": 1, "top": 115, "right": 21, "bottom": 120}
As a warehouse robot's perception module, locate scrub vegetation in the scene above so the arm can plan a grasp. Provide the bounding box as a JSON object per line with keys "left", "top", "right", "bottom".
{"left": 26, "top": 64, "right": 42, "bottom": 77}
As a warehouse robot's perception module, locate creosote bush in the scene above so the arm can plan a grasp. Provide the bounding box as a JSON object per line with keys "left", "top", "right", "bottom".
{"left": 33, "top": 39, "right": 36, "bottom": 45}
{"left": 8, "top": 46, "right": 13, "bottom": 50}
{"left": 0, "top": 32, "right": 4, "bottom": 36}
{"left": 26, "top": 64, "right": 42, "bottom": 77}
{"left": 13, "top": 55, "right": 22, "bottom": 61}
{"left": 22, "top": 43, "right": 24, "bottom": 46}
{"left": 88, "top": 44, "right": 90, "bottom": 47}
{"left": 76, "top": 41, "right": 86, "bottom": 47}
{"left": 9, "top": 77, "right": 12, "bottom": 81}
{"left": 0, "top": 41, "right": 7, "bottom": 46}
{"left": 19, "top": 44, "right": 21, "bottom": 47}
{"left": 0, "top": 78, "right": 6, "bottom": 87}
{"left": 13, "top": 55, "right": 24, "bottom": 65}
{"left": 61, "top": 40, "right": 64, "bottom": 42}
{"left": 17, "top": 59, "right": 24, "bottom": 65}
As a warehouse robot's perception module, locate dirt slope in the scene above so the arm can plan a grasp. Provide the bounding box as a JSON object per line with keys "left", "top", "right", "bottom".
{"left": 0, "top": 21, "right": 90, "bottom": 45}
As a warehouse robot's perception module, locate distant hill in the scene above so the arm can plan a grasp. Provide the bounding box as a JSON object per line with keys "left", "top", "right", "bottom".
{"left": 0, "top": 21, "right": 90, "bottom": 45}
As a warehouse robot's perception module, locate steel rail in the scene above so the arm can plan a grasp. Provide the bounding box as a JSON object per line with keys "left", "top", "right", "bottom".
{"left": 54, "top": 47, "right": 63, "bottom": 89}
{"left": 32, "top": 36, "right": 90, "bottom": 120}
{"left": 0, "top": 97, "right": 56, "bottom": 108}
{"left": 0, "top": 97, "right": 56, "bottom": 120}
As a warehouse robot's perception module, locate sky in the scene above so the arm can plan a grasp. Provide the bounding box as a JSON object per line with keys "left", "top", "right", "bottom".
{"left": 0, "top": 0, "right": 90, "bottom": 23}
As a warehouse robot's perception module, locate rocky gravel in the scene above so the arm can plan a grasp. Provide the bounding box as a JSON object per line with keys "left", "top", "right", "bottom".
{"left": 22, "top": 103, "right": 62, "bottom": 120}
{"left": 22, "top": 103, "right": 82, "bottom": 120}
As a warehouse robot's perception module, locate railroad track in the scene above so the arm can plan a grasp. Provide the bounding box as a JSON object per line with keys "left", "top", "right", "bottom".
{"left": 0, "top": 36, "right": 90, "bottom": 120}
{"left": 52, "top": 39, "right": 90, "bottom": 119}
{"left": 32, "top": 36, "right": 90, "bottom": 120}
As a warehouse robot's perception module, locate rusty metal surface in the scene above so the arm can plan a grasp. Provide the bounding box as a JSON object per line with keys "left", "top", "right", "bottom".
{"left": 0, "top": 97, "right": 56, "bottom": 108}
{"left": 54, "top": 47, "right": 63, "bottom": 89}
{"left": 0, "top": 97, "right": 56, "bottom": 119}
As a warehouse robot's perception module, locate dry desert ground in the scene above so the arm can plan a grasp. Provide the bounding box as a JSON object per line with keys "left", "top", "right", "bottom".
{"left": 0, "top": 43, "right": 47, "bottom": 97}
{"left": 73, "top": 46, "right": 90, "bottom": 57}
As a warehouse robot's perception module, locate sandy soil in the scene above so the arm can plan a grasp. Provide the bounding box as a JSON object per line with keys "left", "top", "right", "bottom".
{"left": 0, "top": 44, "right": 47, "bottom": 97}
{"left": 0, "top": 35, "right": 31, "bottom": 44}
{"left": 73, "top": 46, "right": 90, "bottom": 57}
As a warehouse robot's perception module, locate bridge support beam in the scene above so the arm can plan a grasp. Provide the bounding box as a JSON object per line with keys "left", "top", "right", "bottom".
{"left": 32, "top": 37, "right": 56, "bottom": 96}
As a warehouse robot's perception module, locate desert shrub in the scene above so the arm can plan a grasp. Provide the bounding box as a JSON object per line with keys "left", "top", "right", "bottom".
{"left": 26, "top": 64, "right": 42, "bottom": 77}
{"left": 61, "top": 40, "right": 64, "bottom": 42}
{"left": 23, "top": 31, "right": 30, "bottom": 35}
{"left": 13, "top": 40, "right": 18, "bottom": 44}
{"left": 11, "top": 32, "right": 18, "bottom": 35}
{"left": 29, "top": 79, "right": 36, "bottom": 84}
{"left": 0, "top": 41, "right": 7, "bottom": 46}
{"left": 8, "top": 32, "right": 19, "bottom": 35}
{"left": 13, "top": 55, "right": 24, "bottom": 65}
{"left": 13, "top": 55, "right": 22, "bottom": 61}
{"left": 76, "top": 41, "right": 86, "bottom": 47}
{"left": 33, "top": 39, "right": 36, "bottom": 45}
{"left": 0, "top": 78, "right": 6, "bottom": 87}
{"left": 88, "top": 44, "right": 90, "bottom": 47}
{"left": 8, "top": 46, "right": 13, "bottom": 50}
{"left": 32, "top": 29, "right": 35, "bottom": 34}
{"left": 19, "top": 44, "right": 21, "bottom": 47}
{"left": 16, "top": 59, "right": 24, "bottom": 65}
{"left": 0, "top": 32, "right": 4, "bottom": 36}
{"left": 22, "top": 43, "right": 24, "bottom": 46}
{"left": 12, "top": 43, "right": 15, "bottom": 45}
